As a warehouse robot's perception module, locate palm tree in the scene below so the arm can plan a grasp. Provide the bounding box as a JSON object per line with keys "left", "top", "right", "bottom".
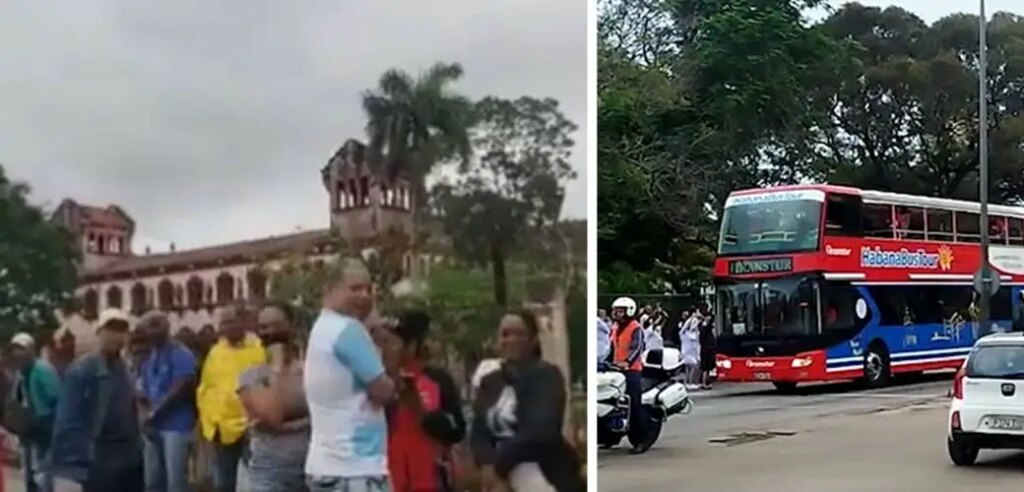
{"left": 361, "top": 61, "right": 473, "bottom": 210}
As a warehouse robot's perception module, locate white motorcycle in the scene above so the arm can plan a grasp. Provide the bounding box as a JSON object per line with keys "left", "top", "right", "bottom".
{"left": 597, "top": 347, "right": 693, "bottom": 452}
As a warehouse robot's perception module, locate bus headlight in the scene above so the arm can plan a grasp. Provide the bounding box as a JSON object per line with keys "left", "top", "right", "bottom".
{"left": 791, "top": 357, "right": 813, "bottom": 368}
{"left": 717, "top": 359, "right": 732, "bottom": 370}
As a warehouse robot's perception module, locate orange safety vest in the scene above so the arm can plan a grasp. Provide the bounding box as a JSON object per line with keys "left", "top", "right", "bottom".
{"left": 612, "top": 320, "right": 644, "bottom": 372}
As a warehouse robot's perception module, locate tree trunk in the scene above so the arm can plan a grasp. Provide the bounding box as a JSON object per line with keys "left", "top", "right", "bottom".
{"left": 490, "top": 242, "right": 508, "bottom": 306}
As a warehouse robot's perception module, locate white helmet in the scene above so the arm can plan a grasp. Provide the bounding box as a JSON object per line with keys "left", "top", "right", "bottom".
{"left": 611, "top": 297, "right": 638, "bottom": 317}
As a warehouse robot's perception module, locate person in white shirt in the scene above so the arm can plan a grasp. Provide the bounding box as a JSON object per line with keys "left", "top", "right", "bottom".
{"left": 303, "top": 259, "right": 396, "bottom": 492}
{"left": 678, "top": 311, "right": 703, "bottom": 387}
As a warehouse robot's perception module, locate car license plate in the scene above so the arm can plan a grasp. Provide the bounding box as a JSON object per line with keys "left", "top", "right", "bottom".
{"left": 754, "top": 372, "right": 771, "bottom": 381}
{"left": 985, "top": 416, "right": 1024, "bottom": 431}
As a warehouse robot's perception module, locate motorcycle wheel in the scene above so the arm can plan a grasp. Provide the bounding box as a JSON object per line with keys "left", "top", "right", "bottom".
{"left": 629, "top": 416, "right": 663, "bottom": 454}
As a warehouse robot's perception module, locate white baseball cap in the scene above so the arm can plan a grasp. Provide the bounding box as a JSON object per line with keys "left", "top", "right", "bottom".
{"left": 96, "top": 308, "right": 130, "bottom": 331}
{"left": 9, "top": 332, "right": 35, "bottom": 349}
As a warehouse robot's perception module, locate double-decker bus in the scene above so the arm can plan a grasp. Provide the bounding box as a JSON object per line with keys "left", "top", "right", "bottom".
{"left": 712, "top": 184, "right": 1024, "bottom": 391}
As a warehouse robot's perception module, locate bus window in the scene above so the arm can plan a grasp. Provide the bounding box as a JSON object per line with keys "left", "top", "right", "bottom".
{"left": 1009, "top": 217, "right": 1024, "bottom": 246}
{"left": 718, "top": 196, "right": 822, "bottom": 256}
{"left": 824, "top": 194, "right": 862, "bottom": 236}
{"left": 955, "top": 212, "right": 980, "bottom": 243}
{"left": 821, "top": 283, "right": 857, "bottom": 332}
{"left": 908, "top": 288, "right": 943, "bottom": 324}
{"left": 760, "top": 277, "right": 818, "bottom": 335}
{"left": 862, "top": 203, "right": 893, "bottom": 239}
{"left": 926, "top": 209, "right": 954, "bottom": 242}
{"left": 992, "top": 288, "right": 1011, "bottom": 321}
{"left": 868, "top": 286, "right": 910, "bottom": 326}
{"left": 894, "top": 206, "right": 925, "bottom": 240}
{"left": 990, "top": 217, "right": 1009, "bottom": 245}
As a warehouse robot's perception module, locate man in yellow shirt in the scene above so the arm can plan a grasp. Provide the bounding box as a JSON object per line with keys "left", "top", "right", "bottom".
{"left": 196, "top": 303, "right": 265, "bottom": 492}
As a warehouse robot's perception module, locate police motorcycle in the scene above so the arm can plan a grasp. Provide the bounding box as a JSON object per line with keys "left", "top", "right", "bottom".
{"left": 597, "top": 346, "right": 693, "bottom": 451}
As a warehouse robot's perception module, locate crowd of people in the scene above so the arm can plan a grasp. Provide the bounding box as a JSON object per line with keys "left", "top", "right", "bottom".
{"left": 1, "top": 258, "right": 583, "bottom": 492}
{"left": 596, "top": 299, "right": 717, "bottom": 391}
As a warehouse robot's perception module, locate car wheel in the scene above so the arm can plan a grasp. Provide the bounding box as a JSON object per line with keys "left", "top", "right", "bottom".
{"left": 862, "top": 343, "right": 891, "bottom": 388}
{"left": 947, "top": 438, "right": 979, "bottom": 466}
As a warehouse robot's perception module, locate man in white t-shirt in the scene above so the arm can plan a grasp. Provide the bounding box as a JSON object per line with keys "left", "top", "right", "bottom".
{"left": 304, "top": 259, "right": 396, "bottom": 492}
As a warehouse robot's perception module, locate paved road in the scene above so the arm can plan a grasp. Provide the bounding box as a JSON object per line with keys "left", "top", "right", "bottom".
{"left": 598, "top": 375, "right": 1022, "bottom": 491}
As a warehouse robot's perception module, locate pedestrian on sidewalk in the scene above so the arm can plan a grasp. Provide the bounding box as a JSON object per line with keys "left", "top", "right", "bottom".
{"left": 596, "top": 314, "right": 611, "bottom": 366}
{"left": 137, "top": 311, "right": 198, "bottom": 492}
{"left": 303, "top": 259, "right": 396, "bottom": 492}
{"left": 698, "top": 314, "right": 717, "bottom": 390}
{"left": 6, "top": 332, "right": 61, "bottom": 492}
{"left": 678, "top": 310, "right": 702, "bottom": 388}
{"left": 196, "top": 303, "right": 265, "bottom": 492}
{"left": 49, "top": 308, "right": 144, "bottom": 492}
{"left": 237, "top": 303, "right": 310, "bottom": 492}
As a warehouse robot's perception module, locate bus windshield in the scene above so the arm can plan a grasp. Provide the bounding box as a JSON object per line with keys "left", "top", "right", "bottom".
{"left": 718, "top": 198, "right": 822, "bottom": 256}
{"left": 717, "top": 276, "right": 819, "bottom": 337}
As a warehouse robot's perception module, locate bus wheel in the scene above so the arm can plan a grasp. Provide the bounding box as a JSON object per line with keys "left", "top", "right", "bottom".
{"left": 773, "top": 381, "right": 798, "bottom": 393}
{"left": 862, "top": 344, "right": 891, "bottom": 388}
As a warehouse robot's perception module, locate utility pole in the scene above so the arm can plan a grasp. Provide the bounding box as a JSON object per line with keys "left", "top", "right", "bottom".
{"left": 978, "top": 0, "right": 993, "bottom": 336}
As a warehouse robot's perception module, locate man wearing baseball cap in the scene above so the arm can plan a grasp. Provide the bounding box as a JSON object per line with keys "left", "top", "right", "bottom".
{"left": 49, "top": 308, "right": 144, "bottom": 492}
{"left": 7, "top": 331, "right": 60, "bottom": 492}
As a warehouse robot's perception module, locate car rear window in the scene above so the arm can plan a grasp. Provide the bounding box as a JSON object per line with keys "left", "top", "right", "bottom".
{"left": 966, "top": 345, "right": 1024, "bottom": 379}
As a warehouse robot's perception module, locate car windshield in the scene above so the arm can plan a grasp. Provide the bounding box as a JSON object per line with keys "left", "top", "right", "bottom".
{"left": 716, "top": 276, "right": 819, "bottom": 337}
{"left": 966, "top": 345, "right": 1024, "bottom": 379}
{"left": 719, "top": 199, "right": 821, "bottom": 256}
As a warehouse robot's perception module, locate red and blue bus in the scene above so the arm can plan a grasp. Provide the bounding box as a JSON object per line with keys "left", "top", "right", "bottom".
{"left": 712, "top": 184, "right": 1024, "bottom": 391}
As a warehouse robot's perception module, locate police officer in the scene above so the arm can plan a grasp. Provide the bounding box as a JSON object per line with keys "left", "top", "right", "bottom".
{"left": 610, "top": 296, "right": 650, "bottom": 454}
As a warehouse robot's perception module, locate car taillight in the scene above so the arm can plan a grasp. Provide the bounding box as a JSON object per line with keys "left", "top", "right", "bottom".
{"left": 952, "top": 367, "right": 965, "bottom": 400}
{"left": 951, "top": 410, "right": 961, "bottom": 431}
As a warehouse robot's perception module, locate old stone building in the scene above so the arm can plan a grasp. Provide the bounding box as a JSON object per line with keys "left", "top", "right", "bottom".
{"left": 52, "top": 139, "right": 437, "bottom": 351}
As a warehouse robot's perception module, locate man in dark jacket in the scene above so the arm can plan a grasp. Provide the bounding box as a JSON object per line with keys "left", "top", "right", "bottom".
{"left": 384, "top": 310, "right": 466, "bottom": 492}
{"left": 49, "top": 308, "right": 143, "bottom": 492}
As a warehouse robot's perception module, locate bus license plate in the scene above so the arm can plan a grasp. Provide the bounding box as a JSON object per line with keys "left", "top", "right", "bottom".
{"left": 986, "top": 416, "right": 1024, "bottom": 431}
{"left": 754, "top": 372, "right": 771, "bottom": 381}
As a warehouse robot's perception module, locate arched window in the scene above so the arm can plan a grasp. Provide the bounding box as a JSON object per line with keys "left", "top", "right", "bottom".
{"left": 186, "top": 276, "right": 204, "bottom": 308}
{"left": 130, "top": 283, "right": 146, "bottom": 313}
{"left": 106, "top": 285, "right": 123, "bottom": 309}
{"left": 247, "top": 270, "right": 267, "bottom": 300}
{"left": 83, "top": 289, "right": 99, "bottom": 320}
{"left": 158, "top": 280, "right": 174, "bottom": 308}
{"left": 216, "top": 272, "right": 235, "bottom": 303}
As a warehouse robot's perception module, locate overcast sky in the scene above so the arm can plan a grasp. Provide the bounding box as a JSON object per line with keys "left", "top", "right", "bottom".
{"left": 0, "top": 1, "right": 587, "bottom": 252}
{"left": 821, "top": 0, "right": 1023, "bottom": 22}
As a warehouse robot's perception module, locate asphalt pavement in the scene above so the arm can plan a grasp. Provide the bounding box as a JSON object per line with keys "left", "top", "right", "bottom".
{"left": 598, "top": 374, "right": 1023, "bottom": 491}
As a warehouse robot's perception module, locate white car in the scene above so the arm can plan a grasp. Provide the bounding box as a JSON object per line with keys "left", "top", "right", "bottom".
{"left": 947, "top": 332, "right": 1024, "bottom": 466}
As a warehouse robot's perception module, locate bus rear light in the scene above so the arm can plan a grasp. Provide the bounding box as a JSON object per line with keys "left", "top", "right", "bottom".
{"left": 791, "top": 357, "right": 813, "bottom": 368}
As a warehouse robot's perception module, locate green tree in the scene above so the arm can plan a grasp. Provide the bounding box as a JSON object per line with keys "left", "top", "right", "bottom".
{"left": 432, "top": 96, "right": 578, "bottom": 306}
{"left": 597, "top": 0, "right": 858, "bottom": 293}
{"left": 361, "top": 62, "right": 473, "bottom": 209}
{"left": 814, "top": 5, "right": 1024, "bottom": 203}
{"left": 0, "top": 165, "right": 79, "bottom": 339}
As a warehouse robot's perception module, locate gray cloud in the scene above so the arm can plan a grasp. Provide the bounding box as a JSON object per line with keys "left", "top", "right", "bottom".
{"left": 0, "top": 0, "right": 587, "bottom": 251}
